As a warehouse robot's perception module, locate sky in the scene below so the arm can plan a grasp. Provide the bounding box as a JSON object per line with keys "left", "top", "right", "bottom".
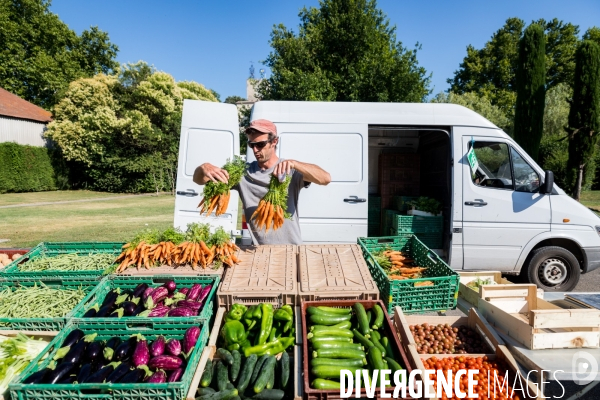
{"left": 50, "top": 0, "right": 600, "bottom": 101}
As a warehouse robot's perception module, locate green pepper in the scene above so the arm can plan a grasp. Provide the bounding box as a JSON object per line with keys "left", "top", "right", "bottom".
{"left": 220, "top": 320, "right": 246, "bottom": 346}
{"left": 274, "top": 309, "right": 292, "bottom": 322}
{"left": 281, "top": 305, "right": 293, "bottom": 317}
{"left": 224, "top": 305, "right": 246, "bottom": 322}
{"left": 252, "top": 304, "right": 263, "bottom": 319}
{"left": 283, "top": 320, "right": 293, "bottom": 333}
{"left": 268, "top": 322, "right": 283, "bottom": 343}
{"left": 239, "top": 338, "right": 252, "bottom": 350}
{"left": 257, "top": 303, "right": 273, "bottom": 345}
{"left": 243, "top": 337, "right": 294, "bottom": 357}
{"left": 227, "top": 343, "right": 240, "bottom": 351}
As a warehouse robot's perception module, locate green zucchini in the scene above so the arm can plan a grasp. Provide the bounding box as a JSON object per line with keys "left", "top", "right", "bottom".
{"left": 313, "top": 348, "right": 366, "bottom": 360}
{"left": 381, "top": 336, "right": 395, "bottom": 358}
{"left": 217, "top": 348, "right": 235, "bottom": 365}
{"left": 310, "top": 320, "right": 352, "bottom": 331}
{"left": 316, "top": 306, "right": 351, "bottom": 314}
{"left": 372, "top": 304, "right": 384, "bottom": 330}
{"left": 353, "top": 303, "right": 370, "bottom": 336}
{"left": 312, "top": 378, "right": 342, "bottom": 390}
{"left": 231, "top": 350, "right": 241, "bottom": 382}
{"left": 251, "top": 389, "right": 285, "bottom": 400}
{"left": 366, "top": 310, "right": 372, "bottom": 325}
{"left": 367, "top": 346, "right": 385, "bottom": 370}
{"left": 308, "top": 313, "right": 351, "bottom": 326}
{"left": 250, "top": 354, "right": 269, "bottom": 385}
{"left": 370, "top": 330, "right": 381, "bottom": 341}
{"left": 200, "top": 359, "right": 215, "bottom": 387}
{"left": 266, "top": 360, "right": 275, "bottom": 390}
{"left": 312, "top": 365, "right": 361, "bottom": 379}
{"left": 197, "top": 387, "right": 216, "bottom": 396}
{"left": 311, "top": 341, "right": 364, "bottom": 351}
{"left": 384, "top": 357, "right": 403, "bottom": 373}
{"left": 254, "top": 356, "right": 276, "bottom": 393}
{"left": 226, "top": 382, "right": 235, "bottom": 390}
{"left": 369, "top": 334, "right": 386, "bottom": 357}
{"left": 280, "top": 351, "right": 290, "bottom": 389}
{"left": 236, "top": 354, "right": 257, "bottom": 393}
{"left": 310, "top": 357, "right": 366, "bottom": 368}
{"left": 217, "top": 360, "right": 230, "bottom": 391}
{"left": 308, "top": 336, "right": 352, "bottom": 345}
{"left": 306, "top": 328, "right": 353, "bottom": 339}
{"left": 197, "top": 388, "right": 238, "bottom": 400}
{"left": 352, "top": 329, "right": 374, "bottom": 348}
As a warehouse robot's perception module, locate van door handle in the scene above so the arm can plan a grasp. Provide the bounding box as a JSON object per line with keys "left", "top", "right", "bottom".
{"left": 344, "top": 197, "right": 366, "bottom": 203}
{"left": 465, "top": 200, "right": 487, "bottom": 206}
{"left": 176, "top": 189, "right": 199, "bottom": 197}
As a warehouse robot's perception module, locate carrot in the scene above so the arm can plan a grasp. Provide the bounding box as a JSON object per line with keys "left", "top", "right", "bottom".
{"left": 231, "top": 254, "right": 240, "bottom": 263}
{"left": 122, "top": 243, "right": 131, "bottom": 249}
{"left": 200, "top": 241, "right": 210, "bottom": 254}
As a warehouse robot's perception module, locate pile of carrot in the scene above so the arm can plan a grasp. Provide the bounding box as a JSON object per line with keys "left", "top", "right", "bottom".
{"left": 251, "top": 174, "right": 291, "bottom": 233}
{"left": 198, "top": 192, "right": 231, "bottom": 216}
{"left": 199, "top": 156, "right": 246, "bottom": 217}
{"left": 373, "top": 249, "right": 430, "bottom": 283}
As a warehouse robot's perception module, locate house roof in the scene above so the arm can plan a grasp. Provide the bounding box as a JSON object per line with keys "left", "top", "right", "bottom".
{"left": 0, "top": 87, "right": 52, "bottom": 123}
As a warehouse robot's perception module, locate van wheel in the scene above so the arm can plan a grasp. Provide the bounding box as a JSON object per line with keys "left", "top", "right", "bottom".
{"left": 526, "top": 246, "right": 580, "bottom": 292}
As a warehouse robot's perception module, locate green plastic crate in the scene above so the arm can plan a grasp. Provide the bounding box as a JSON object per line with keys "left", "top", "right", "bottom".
{"left": 0, "top": 278, "right": 100, "bottom": 331}
{"left": 392, "top": 215, "right": 443, "bottom": 248}
{"left": 71, "top": 275, "right": 219, "bottom": 323}
{"left": 382, "top": 209, "right": 400, "bottom": 235}
{"left": 392, "top": 196, "right": 418, "bottom": 212}
{"left": 1, "top": 242, "right": 124, "bottom": 279}
{"left": 9, "top": 319, "right": 209, "bottom": 400}
{"left": 357, "top": 235, "right": 459, "bottom": 315}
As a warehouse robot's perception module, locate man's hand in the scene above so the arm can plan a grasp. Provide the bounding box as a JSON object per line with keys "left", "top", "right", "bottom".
{"left": 273, "top": 160, "right": 295, "bottom": 177}
{"left": 194, "top": 163, "right": 229, "bottom": 185}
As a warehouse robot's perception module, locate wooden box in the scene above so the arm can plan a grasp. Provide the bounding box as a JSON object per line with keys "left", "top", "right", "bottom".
{"left": 458, "top": 271, "right": 543, "bottom": 307}
{"left": 477, "top": 284, "right": 600, "bottom": 350}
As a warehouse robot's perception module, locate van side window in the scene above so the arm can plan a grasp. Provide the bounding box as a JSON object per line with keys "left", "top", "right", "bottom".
{"left": 470, "top": 142, "right": 514, "bottom": 190}
{"left": 510, "top": 147, "right": 540, "bottom": 193}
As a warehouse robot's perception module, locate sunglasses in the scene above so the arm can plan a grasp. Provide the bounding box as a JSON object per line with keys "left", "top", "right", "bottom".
{"left": 248, "top": 139, "right": 273, "bottom": 150}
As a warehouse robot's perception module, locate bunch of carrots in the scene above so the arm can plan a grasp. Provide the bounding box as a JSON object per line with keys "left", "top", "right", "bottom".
{"left": 252, "top": 174, "right": 291, "bottom": 233}
{"left": 373, "top": 249, "right": 432, "bottom": 284}
{"left": 199, "top": 156, "right": 246, "bottom": 216}
{"left": 114, "top": 224, "right": 240, "bottom": 273}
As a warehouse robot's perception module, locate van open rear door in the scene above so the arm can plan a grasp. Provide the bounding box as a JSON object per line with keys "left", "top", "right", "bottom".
{"left": 173, "top": 100, "right": 240, "bottom": 235}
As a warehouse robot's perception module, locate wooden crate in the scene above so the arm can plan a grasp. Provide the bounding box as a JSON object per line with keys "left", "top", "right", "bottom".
{"left": 393, "top": 307, "right": 540, "bottom": 399}
{"left": 477, "top": 284, "right": 600, "bottom": 350}
{"left": 458, "top": 271, "right": 543, "bottom": 307}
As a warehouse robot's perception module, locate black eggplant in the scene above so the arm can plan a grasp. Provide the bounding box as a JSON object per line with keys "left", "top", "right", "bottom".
{"left": 114, "top": 337, "right": 136, "bottom": 361}
{"left": 23, "top": 368, "right": 49, "bottom": 384}
{"left": 62, "top": 340, "right": 88, "bottom": 365}
{"left": 43, "top": 362, "right": 75, "bottom": 384}
{"left": 101, "top": 289, "right": 120, "bottom": 308}
{"left": 84, "top": 341, "right": 104, "bottom": 364}
{"left": 109, "top": 308, "right": 124, "bottom": 318}
{"left": 106, "top": 361, "right": 133, "bottom": 383}
{"left": 121, "top": 301, "right": 137, "bottom": 316}
{"left": 83, "top": 307, "right": 97, "bottom": 318}
{"left": 61, "top": 329, "right": 84, "bottom": 348}
{"left": 131, "top": 302, "right": 145, "bottom": 317}
{"left": 96, "top": 304, "right": 114, "bottom": 318}
{"left": 118, "top": 367, "right": 148, "bottom": 383}
{"left": 83, "top": 362, "right": 117, "bottom": 383}
{"left": 103, "top": 337, "right": 122, "bottom": 361}
{"left": 76, "top": 363, "right": 93, "bottom": 383}
{"left": 58, "top": 374, "right": 77, "bottom": 384}
{"left": 132, "top": 283, "right": 149, "bottom": 298}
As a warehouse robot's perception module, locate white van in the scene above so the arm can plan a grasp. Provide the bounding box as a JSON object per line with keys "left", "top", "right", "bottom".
{"left": 174, "top": 100, "right": 600, "bottom": 291}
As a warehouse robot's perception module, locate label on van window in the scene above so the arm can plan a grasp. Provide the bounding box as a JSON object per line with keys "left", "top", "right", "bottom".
{"left": 467, "top": 146, "right": 479, "bottom": 173}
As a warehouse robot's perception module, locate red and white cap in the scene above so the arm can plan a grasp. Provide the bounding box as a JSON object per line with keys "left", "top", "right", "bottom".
{"left": 246, "top": 119, "right": 277, "bottom": 136}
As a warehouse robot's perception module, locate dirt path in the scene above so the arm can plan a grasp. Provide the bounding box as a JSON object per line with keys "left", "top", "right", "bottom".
{"left": 0, "top": 193, "right": 168, "bottom": 209}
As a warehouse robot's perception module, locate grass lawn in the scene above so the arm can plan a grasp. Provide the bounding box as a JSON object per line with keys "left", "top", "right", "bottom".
{"left": 1, "top": 191, "right": 174, "bottom": 248}
{"left": 580, "top": 191, "right": 600, "bottom": 210}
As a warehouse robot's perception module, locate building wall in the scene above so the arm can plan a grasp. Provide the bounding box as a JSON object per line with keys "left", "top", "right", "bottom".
{"left": 0, "top": 115, "right": 47, "bottom": 147}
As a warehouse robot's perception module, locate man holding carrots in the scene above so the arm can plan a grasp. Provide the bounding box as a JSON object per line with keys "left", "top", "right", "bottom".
{"left": 193, "top": 119, "right": 331, "bottom": 245}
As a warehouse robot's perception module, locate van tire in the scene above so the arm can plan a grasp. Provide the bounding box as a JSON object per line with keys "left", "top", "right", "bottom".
{"left": 526, "top": 246, "right": 580, "bottom": 292}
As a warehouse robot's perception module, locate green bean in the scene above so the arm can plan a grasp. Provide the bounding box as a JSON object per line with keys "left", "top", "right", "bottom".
{"left": 0, "top": 284, "right": 87, "bottom": 323}
{"left": 17, "top": 253, "right": 117, "bottom": 272}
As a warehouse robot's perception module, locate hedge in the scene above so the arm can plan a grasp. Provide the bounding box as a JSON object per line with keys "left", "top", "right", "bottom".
{"left": 0, "top": 142, "right": 57, "bottom": 193}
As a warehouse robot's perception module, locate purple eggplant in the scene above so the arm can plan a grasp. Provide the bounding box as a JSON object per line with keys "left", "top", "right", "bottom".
{"left": 132, "top": 336, "right": 150, "bottom": 367}
{"left": 142, "top": 287, "right": 154, "bottom": 302}
{"left": 168, "top": 307, "right": 196, "bottom": 317}
{"left": 145, "top": 287, "right": 169, "bottom": 309}
{"left": 132, "top": 283, "right": 149, "bottom": 298}
{"left": 167, "top": 367, "right": 184, "bottom": 382}
{"left": 83, "top": 362, "right": 118, "bottom": 383}
{"left": 106, "top": 361, "right": 133, "bottom": 383}
{"left": 165, "top": 339, "right": 181, "bottom": 356}
{"left": 162, "top": 280, "right": 177, "bottom": 293}
{"left": 148, "top": 305, "right": 170, "bottom": 317}
{"left": 23, "top": 368, "right": 49, "bottom": 384}
{"left": 76, "top": 363, "right": 93, "bottom": 383}
{"left": 103, "top": 337, "right": 122, "bottom": 361}
{"left": 186, "top": 284, "right": 202, "bottom": 301}
{"left": 146, "top": 370, "right": 167, "bottom": 383}
{"left": 175, "top": 300, "right": 202, "bottom": 312}
{"left": 182, "top": 326, "right": 201, "bottom": 355}
{"left": 150, "top": 336, "right": 166, "bottom": 357}
{"left": 114, "top": 337, "right": 136, "bottom": 361}
{"left": 179, "top": 287, "right": 190, "bottom": 296}
{"left": 61, "top": 329, "right": 84, "bottom": 348}
{"left": 148, "top": 355, "right": 182, "bottom": 370}
{"left": 84, "top": 341, "right": 104, "bottom": 364}
{"left": 197, "top": 285, "right": 212, "bottom": 305}
{"left": 121, "top": 301, "right": 137, "bottom": 316}
{"left": 43, "top": 362, "right": 75, "bottom": 384}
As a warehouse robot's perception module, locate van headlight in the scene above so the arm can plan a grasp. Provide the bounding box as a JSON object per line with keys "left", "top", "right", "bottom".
{"left": 596, "top": 226, "right": 600, "bottom": 236}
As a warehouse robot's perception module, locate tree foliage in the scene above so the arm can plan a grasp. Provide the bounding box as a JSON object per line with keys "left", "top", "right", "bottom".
{"left": 46, "top": 62, "right": 218, "bottom": 193}
{"left": 0, "top": 0, "right": 118, "bottom": 109}
{"left": 513, "top": 24, "right": 546, "bottom": 161}
{"left": 258, "top": 0, "right": 430, "bottom": 102}
{"left": 566, "top": 41, "right": 600, "bottom": 200}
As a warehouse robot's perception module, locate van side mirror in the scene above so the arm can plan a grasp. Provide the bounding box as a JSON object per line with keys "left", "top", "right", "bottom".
{"left": 542, "top": 170, "right": 554, "bottom": 194}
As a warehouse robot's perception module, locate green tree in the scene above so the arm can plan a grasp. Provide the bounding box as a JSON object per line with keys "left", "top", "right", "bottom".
{"left": 513, "top": 24, "right": 546, "bottom": 161}
{"left": 430, "top": 92, "right": 513, "bottom": 134}
{"left": 224, "top": 96, "right": 246, "bottom": 104}
{"left": 0, "top": 0, "right": 118, "bottom": 109}
{"left": 46, "top": 62, "right": 218, "bottom": 193}
{"left": 258, "top": 0, "right": 430, "bottom": 102}
{"left": 449, "top": 18, "right": 579, "bottom": 116}
{"left": 566, "top": 41, "right": 600, "bottom": 200}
